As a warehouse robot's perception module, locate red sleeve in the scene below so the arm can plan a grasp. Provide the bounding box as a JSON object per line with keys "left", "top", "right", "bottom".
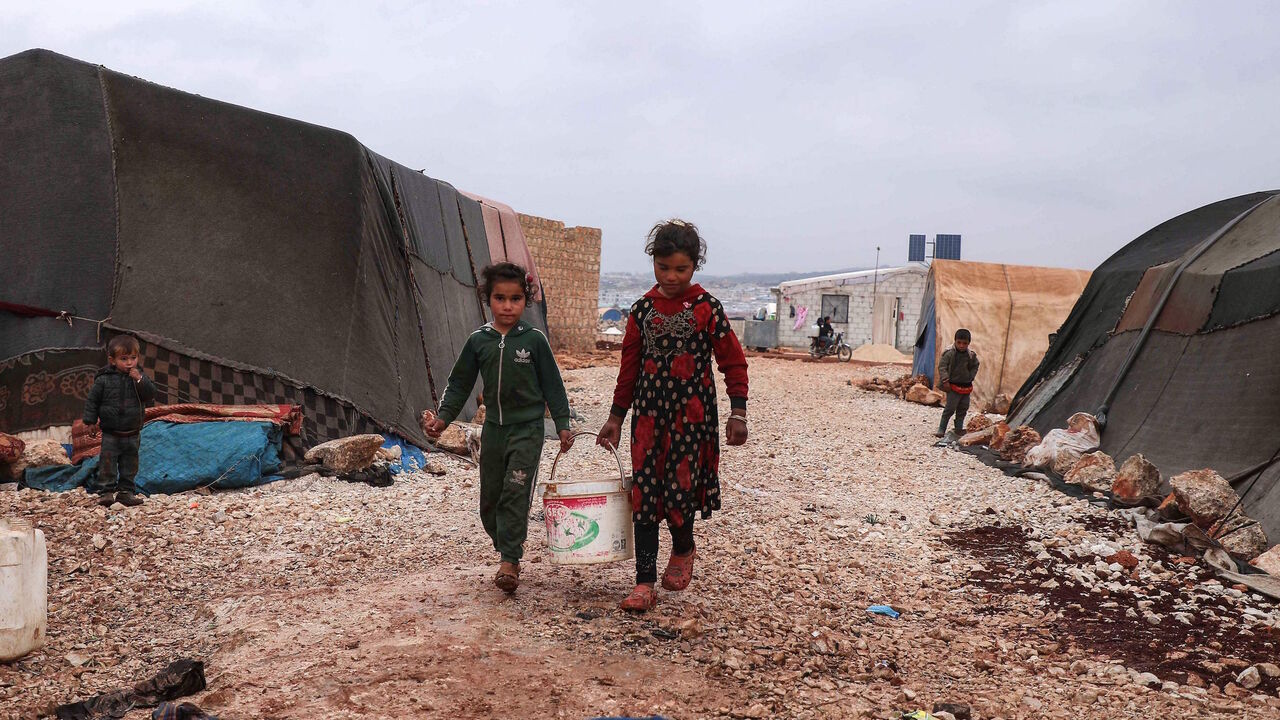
{"left": 610, "top": 312, "right": 642, "bottom": 418}
{"left": 710, "top": 301, "right": 749, "bottom": 409}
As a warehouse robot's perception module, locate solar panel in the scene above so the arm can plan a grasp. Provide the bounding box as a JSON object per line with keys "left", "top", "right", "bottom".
{"left": 908, "top": 234, "right": 926, "bottom": 262}
{"left": 935, "top": 234, "right": 962, "bottom": 260}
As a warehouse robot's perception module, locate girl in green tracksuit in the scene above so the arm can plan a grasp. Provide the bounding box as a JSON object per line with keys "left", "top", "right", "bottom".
{"left": 423, "top": 262, "right": 573, "bottom": 594}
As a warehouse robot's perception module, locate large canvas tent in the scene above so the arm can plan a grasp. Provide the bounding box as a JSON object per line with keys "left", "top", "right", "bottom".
{"left": 912, "top": 259, "right": 1090, "bottom": 409}
{"left": 0, "top": 48, "right": 545, "bottom": 446}
{"left": 1010, "top": 190, "right": 1280, "bottom": 543}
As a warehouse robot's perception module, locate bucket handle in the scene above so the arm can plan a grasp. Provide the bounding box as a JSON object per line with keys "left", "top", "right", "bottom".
{"left": 542, "top": 430, "right": 630, "bottom": 496}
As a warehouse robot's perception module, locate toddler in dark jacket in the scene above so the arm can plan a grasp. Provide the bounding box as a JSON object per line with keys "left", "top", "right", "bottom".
{"left": 84, "top": 335, "right": 156, "bottom": 507}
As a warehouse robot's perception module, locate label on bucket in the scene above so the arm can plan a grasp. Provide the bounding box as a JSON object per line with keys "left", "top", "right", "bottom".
{"left": 543, "top": 492, "right": 632, "bottom": 562}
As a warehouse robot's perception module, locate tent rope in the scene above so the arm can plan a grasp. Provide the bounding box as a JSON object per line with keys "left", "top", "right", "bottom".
{"left": 1212, "top": 446, "right": 1280, "bottom": 541}
{"left": 0, "top": 301, "right": 113, "bottom": 343}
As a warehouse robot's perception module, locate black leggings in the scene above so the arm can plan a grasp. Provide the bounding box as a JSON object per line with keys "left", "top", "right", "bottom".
{"left": 635, "top": 520, "right": 695, "bottom": 584}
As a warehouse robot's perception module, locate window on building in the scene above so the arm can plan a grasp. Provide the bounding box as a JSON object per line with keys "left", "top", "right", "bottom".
{"left": 821, "top": 294, "right": 849, "bottom": 323}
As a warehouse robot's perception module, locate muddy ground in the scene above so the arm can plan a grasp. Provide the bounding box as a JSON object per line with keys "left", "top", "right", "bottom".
{"left": 3, "top": 358, "right": 1279, "bottom": 719}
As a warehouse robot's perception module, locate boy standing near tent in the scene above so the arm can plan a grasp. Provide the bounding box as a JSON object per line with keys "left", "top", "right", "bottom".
{"left": 935, "top": 328, "right": 979, "bottom": 438}
{"left": 84, "top": 335, "right": 157, "bottom": 506}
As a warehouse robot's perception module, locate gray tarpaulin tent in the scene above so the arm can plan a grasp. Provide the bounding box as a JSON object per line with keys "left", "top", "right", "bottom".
{"left": 0, "top": 48, "right": 545, "bottom": 445}
{"left": 1009, "top": 190, "right": 1280, "bottom": 543}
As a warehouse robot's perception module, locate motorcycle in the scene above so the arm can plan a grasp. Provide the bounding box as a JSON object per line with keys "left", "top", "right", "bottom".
{"left": 810, "top": 332, "right": 853, "bottom": 361}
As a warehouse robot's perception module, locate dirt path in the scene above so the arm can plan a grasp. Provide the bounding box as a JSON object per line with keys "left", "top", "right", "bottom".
{"left": 3, "top": 358, "right": 1279, "bottom": 719}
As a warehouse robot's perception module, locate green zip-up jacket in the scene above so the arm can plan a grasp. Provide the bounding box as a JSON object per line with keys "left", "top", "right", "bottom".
{"left": 436, "top": 322, "right": 572, "bottom": 432}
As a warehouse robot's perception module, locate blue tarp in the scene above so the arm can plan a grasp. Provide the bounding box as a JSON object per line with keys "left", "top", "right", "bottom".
{"left": 24, "top": 421, "right": 283, "bottom": 494}
{"left": 381, "top": 434, "right": 428, "bottom": 475}
{"left": 912, "top": 294, "right": 937, "bottom": 384}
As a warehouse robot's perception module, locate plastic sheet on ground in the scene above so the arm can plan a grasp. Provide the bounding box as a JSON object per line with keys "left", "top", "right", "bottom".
{"left": 380, "top": 434, "right": 428, "bottom": 475}
{"left": 24, "top": 421, "right": 283, "bottom": 494}
{"left": 1118, "top": 507, "right": 1280, "bottom": 600}
{"left": 1024, "top": 412, "right": 1100, "bottom": 473}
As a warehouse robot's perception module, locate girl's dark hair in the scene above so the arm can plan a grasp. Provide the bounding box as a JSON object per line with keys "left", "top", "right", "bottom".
{"left": 645, "top": 219, "right": 707, "bottom": 269}
{"left": 479, "top": 262, "right": 534, "bottom": 306}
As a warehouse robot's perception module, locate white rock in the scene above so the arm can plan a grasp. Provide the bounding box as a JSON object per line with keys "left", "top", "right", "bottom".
{"left": 1237, "top": 666, "right": 1261, "bottom": 689}
{"left": 1132, "top": 672, "right": 1161, "bottom": 687}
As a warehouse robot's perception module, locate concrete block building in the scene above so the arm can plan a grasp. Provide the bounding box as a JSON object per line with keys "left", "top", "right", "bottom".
{"left": 518, "top": 214, "right": 602, "bottom": 354}
{"left": 771, "top": 265, "right": 927, "bottom": 353}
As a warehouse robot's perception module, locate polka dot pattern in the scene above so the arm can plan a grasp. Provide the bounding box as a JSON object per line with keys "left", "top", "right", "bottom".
{"left": 626, "top": 292, "right": 732, "bottom": 526}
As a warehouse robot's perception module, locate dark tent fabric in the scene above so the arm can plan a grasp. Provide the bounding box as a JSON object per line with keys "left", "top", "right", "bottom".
{"left": 0, "top": 49, "right": 544, "bottom": 444}
{"left": 1010, "top": 190, "right": 1280, "bottom": 545}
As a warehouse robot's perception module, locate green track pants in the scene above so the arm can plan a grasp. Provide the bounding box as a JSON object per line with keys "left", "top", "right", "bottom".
{"left": 478, "top": 419, "right": 545, "bottom": 563}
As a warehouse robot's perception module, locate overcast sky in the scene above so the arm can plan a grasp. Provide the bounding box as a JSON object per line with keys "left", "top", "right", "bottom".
{"left": 8, "top": 2, "right": 1280, "bottom": 275}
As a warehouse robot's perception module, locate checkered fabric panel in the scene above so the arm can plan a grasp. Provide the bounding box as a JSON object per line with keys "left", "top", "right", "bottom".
{"left": 132, "top": 336, "right": 382, "bottom": 444}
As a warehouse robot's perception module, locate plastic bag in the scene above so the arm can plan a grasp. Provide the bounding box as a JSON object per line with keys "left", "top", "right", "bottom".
{"left": 1024, "top": 412, "right": 1100, "bottom": 473}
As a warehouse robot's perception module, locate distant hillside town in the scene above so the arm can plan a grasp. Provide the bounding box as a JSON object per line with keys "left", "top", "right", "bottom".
{"left": 598, "top": 269, "right": 866, "bottom": 318}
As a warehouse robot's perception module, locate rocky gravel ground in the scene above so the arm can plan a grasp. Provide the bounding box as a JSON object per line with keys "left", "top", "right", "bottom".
{"left": 2, "top": 357, "right": 1279, "bottom": 719}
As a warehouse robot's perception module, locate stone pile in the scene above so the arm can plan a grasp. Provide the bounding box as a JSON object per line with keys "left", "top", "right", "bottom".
{"left": 858, "top": 373, "right": 930, "bottom": 400}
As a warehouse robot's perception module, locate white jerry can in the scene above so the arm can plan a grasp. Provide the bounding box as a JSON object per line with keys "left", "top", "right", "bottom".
{"left": 0, "top": 518, "right": 47, "bottom": 662}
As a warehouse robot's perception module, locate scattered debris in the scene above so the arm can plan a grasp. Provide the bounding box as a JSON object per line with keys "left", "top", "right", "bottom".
{"left": 5, "top": 359, "right": 1278, "bottom": 718}
{"left": 867, "top": 605, "right": 900, "bottom": 619}
{"left": 54, "top": 658, "right": 206, "bottom": 720}
{"left": 858, "top": 373, "right": 930, "bottom": 399}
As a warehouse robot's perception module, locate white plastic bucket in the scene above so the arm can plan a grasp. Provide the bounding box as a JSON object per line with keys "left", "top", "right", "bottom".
{"left": 539, "top": 432, "right": 634, "bottom": 565}
{"left": 0, "top": 518, "right": 47, "bottom": 662}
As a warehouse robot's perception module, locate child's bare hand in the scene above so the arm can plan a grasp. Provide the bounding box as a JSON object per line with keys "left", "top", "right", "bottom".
{"left": 559, "top": 430, "right": 574, "bottom": 454}
{"left": 726, "top": 414, "right": 748, "bottom": 446}
{"left": 129, "top": 368, "right": 142, "bottom": 381}
{"left": 597, "top": 416, "right": 622, "bottom": 450}
{"left": 420, "top": 410, "right": 447, "bottom": 439}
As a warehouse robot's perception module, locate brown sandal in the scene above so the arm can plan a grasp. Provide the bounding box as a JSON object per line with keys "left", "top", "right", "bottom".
{"left": 661, "top": 549, "right": 696, "bottom": 591}
{"left": 620, "top": 584, "right": 658, "bottom": 613}
{"left": 494, "top": 561, "right": 520, "bottom": 593}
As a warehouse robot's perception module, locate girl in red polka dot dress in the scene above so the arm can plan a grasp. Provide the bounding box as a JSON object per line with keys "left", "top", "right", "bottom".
{"left": 597, "top": 219, "right": 749, "bottom": 612}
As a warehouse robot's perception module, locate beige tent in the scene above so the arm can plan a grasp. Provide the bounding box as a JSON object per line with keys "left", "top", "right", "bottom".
{"left": 913, "top": 260, "right": 1091, "bottom": 408}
